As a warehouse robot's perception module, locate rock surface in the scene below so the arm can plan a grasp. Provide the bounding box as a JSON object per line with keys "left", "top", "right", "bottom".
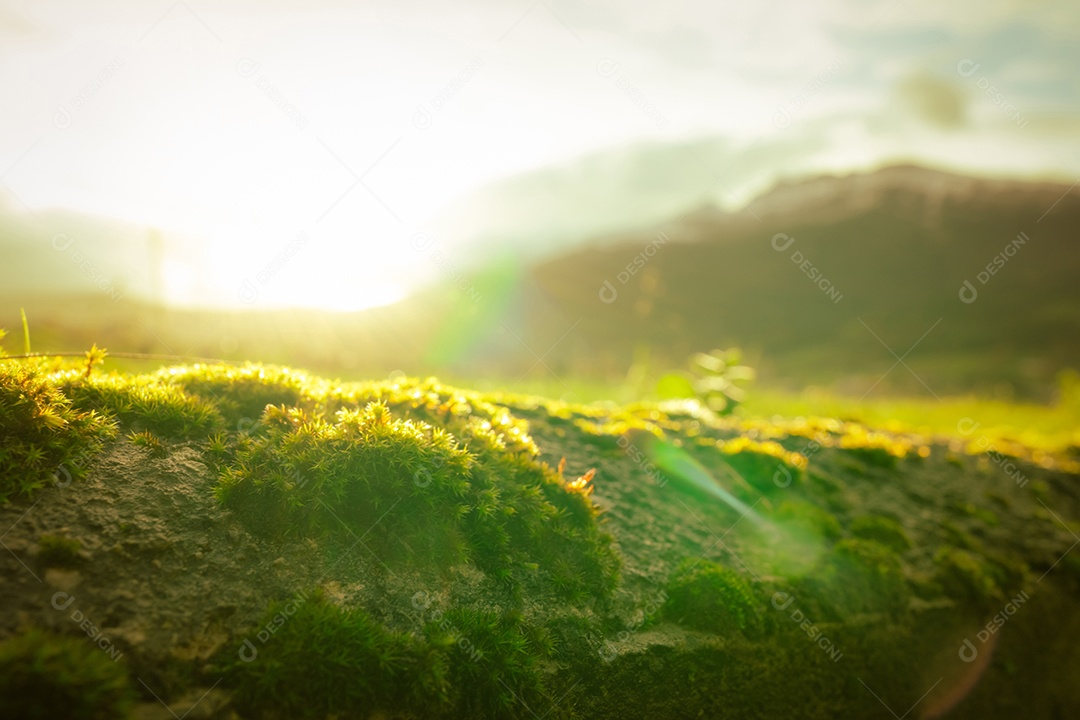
{"left": 2, "top": 364, "right": 1079, "bottom": 719}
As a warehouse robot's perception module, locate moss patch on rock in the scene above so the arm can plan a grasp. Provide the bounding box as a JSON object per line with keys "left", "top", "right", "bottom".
{"left": 662, "top": 559, "right": 762, "bottom": 637}
{"left": 215, "top": 399, "right": 619, "bottom": 599}
{"left": 224, "top": 591, "right": 562, "bottom": 720}
{"left": 0, "top": 628, "right": 134, "bottom": 720}
{"left": 0, "top": 363, "right": 115, "bottom": 504}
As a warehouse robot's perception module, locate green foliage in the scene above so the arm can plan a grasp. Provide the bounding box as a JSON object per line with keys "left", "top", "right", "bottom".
{"left": 776, "top": 501, "right": 843, "bottom": 541}
{"left": 126, "top": 430, "right": 165, "bottom": 457}
{"left": 83, "top": 344, "right": 107, "bottom": 379}
{"left": 21, "top": 307, "right": 31, "bottom": 355}
{"left": 718, "top": 438, "right": 805, "bottom": 494}
{"left": 426, "top": 609, "right": 558, "bottom": 718}
{"left": 656, "top": 348, "right": 754, "bottom": 415}
{"left": 217, "top": 398, "right": 619, "bottom": 599}
{"left": 2, "top": 362, "right": 617, "bottom": 598}
{"left": 949, "top": 501, "right": 1001, "bottom": 527}
{"left": 850, "top": 515, "right": 912, "bottom": 553}
{"left": 815, "top": 538, "right": 909, "bottom": 617}
{"left": 37, "top": 533, "right": 83, "bottom": 568}
{"left": 160, "top": 363, "right": 317, "bottom": 427}
{"left": 57, "top": 372, "right": 221, "bottom": 438}
{"left": 0, "top": 628, "right": 133, "bottom": 720}
{"left": 225, "top": 592, "right": 449, "bottom": 719}
{"left": 0, "top": 364, "right": 115, "bottom": 504}
{"left": 841, "top": 445, "right": 899, "bottom": 469}
{"left": 663, "top": 559, "right": 762, "bottom": 636}
{"left": 225, "top": 593, "right": 559, "bottom": 720}
{"left": 933, "top": 546, "right": 1005, "bottom": 608}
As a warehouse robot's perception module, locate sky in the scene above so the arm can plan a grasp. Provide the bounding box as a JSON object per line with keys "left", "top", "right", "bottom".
{"left": 1, "top": 0, "right": 1078, "bottom": 309}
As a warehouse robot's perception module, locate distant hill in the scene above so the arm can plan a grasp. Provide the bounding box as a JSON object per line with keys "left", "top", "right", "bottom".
{"left": 0, "top": 200, "right": 199, "bottom": 304}
{"left": 426, "top": 134, "right": 830, "bottom": 267}
{"left": 523, "top": 165, "right": 1080, "bottom": 399}
{"left": 4, "top": 165, "right": 1077, "bottom": 400}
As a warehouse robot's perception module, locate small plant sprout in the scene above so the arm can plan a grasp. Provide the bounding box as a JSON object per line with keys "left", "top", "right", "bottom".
{"left": 566, "top": 468, "right": 596, "bottom": 495}
{"left": 688, "top": 348, "right": 755, "bottom": 414}
{"left": 127, "top": 430, "right": 165, "bottom": 456}
{"left": 655, "top": 348, "right": 755, "bottom": 415}
{"left": 20, "top": 308, "right": 31, "bottom": 355}
{"left": 84, "top": 344, "right": 107, "bottom": 379}
{"left": 37, "top": 533, "right": 84, "bottom": 568}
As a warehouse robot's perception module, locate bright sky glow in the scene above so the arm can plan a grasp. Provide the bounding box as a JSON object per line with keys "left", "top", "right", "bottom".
{"left": 2, "top": 0, "right": 1077, "bottom": 309}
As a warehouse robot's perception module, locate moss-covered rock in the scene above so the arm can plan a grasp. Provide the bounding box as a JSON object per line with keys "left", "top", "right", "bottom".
{"left": 0, "top": 361, "right": 1078, "bottom": 719}
{"left": 0, "top": 364, "right": 115, "bottom": 503}
{"left": 0, "top": 628, "right": 134, "bottom": 720}
{"left": 662, "top": 559, "right": 762, "bottom": 637}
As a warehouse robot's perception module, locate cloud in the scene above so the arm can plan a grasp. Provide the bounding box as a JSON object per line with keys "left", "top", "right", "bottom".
{"left": 894, "top": 72, "right": 969, "bottom": 128}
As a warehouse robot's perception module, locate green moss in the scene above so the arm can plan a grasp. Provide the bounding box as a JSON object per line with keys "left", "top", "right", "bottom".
{"left": 217, "top": 400, "right": 619, "bottom": 600}
{"left": 814, "top": 538, "right": 909, "bottom": 617}
{"left": 0, "top": 628, "right": 133, "bottom": 720}
{"left": 850, "top": 515, "right": 912, "bottom": 553}
{"left": 933, "top": 546, "right": 1004, "bottom": 608}
{"left": 159, "top": 363, "right": 317, "bottom": 427}
{"left": 663, "top": 559, "right": 762, "bottom": 637}
{"left": 940, "top": 520, "right": 982, "bottom": 551}
{"left": 225, "top": 592, "right": 449, "bottom": 719}
{"left": 1031, "top": 480, "right": 1051, "bottom": 503}
{"left": 427, "top": 609, "right": 558, "bottom": 719}
{"left": 37, "top": 533, "right": 83, "bottom": 568}
{"left": 776, "top": 501, "right": 843, "bottom": 541}
{"left": 225, "top": 592, "right": 561, "bottom": 720}
{"left": 0, "top": 364, "right": 115, "bottom": 504}
{"left": 949, "top": 501, "right": 1001, "bottom": 527}
{"left": 58, "top": 372, "right": 220, "bottom": 438}
{"left": 126, "top": 430, "right": 165, "bottom": 457}
{"left": 718, "top": 439, "right": 805, "bottom": 494}
{"left": 840, "top": 445, "right": 899, "bottom": 469}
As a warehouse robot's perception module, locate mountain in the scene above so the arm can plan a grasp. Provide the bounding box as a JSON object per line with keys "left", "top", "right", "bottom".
{"left": 0, "top": 201, "right": 202, "bottom": 304}
{"left": 520, "top": 164, "right": 1080, "bottom": 399}
{"left": 426, "top": 134, "right": 834, "bottom": 267}
{"left": 4, "top": 165, "right": 1076, "bottom": 401}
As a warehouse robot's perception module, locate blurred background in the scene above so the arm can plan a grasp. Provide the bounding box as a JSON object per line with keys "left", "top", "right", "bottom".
{"left": 2, "top": 0, "right": 1079, "bottom": 416}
